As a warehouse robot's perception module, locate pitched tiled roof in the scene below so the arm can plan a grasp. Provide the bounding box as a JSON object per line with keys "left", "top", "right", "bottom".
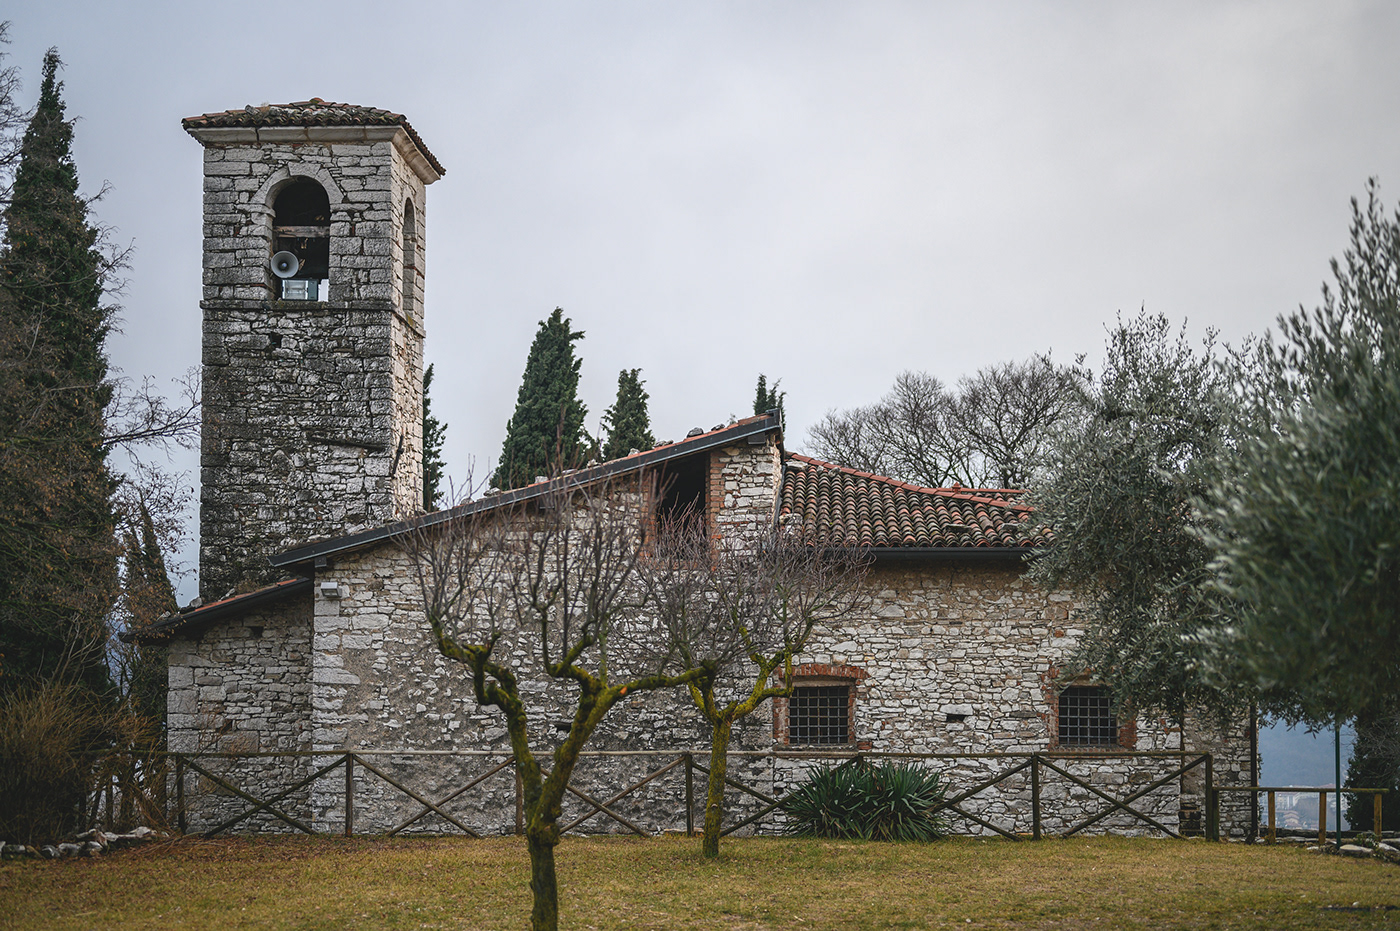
{"left": 182, "top": 99, "right": 445, "bottom": 176}
{"left": 780, "top": 454, "right": 1047, "bottom": 549}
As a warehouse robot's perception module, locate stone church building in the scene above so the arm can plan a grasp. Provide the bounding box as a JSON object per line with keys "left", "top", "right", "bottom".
{"left": 137, "top": 101, "right": 1253, "bottom": 838}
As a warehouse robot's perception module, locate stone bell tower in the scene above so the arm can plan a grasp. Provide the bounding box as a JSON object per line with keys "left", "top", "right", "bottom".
{"left": 184, "top": 100, "right": 445, "bottom": 600}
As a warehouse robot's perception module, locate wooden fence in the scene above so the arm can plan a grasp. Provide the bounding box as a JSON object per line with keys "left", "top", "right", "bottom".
{"left": 82, "top": 748, "right": 1248, "bottom": 841}
{"left": 1215, "top": 785, "right": 1389, "bottom": 845}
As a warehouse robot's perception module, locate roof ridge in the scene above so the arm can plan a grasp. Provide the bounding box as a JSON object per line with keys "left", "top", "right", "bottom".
{"left": 784, "top": 453, "right": 1032, "bottom": 512}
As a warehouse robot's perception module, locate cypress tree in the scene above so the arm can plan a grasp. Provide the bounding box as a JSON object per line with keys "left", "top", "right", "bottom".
{"left": 0, "top": 49, "right": 118, "bottom": 693}
{"left": 601, "top": 368, "right": 654, "bottom": 461}
{"left": 492, "top": 308, "right": 586, "bottom": 489}
{"left": 753, "top": 373, "right": 785, "bottom": 424}
{"left": 118, "top": 501, "right": 176, "bottom": 736}
{"left": 422, "top": 363, "right": 447, "bottom": 510}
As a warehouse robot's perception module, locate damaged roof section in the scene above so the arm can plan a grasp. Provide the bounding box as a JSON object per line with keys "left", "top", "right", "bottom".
{"left": 270, "top": 412, "right": 783, "bottom": 570}
{"left": 780, "top": 453, "right": 1046, "bottom": 552}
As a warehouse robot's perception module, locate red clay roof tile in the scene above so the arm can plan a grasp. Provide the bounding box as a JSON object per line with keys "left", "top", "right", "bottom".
{"left": 780, "top": 454, "right": 1046, "bottom": 549}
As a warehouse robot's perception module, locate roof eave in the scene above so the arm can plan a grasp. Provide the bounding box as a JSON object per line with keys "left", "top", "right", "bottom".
{"left": 822, "top": 546, "right": 1040, "bottom": 564}
{"left": 121, "top": 578, "right": 313, "bottom": 643}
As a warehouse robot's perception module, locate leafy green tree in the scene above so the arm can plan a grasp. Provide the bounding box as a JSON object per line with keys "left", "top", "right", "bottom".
{"left": 600, "top": 368, "right": 653, "bottom": 460}
{"left": 1027, "top": 312, "right": 1246, "bottom": 724}
{"left": 1205, "top": 183, "right": 1400, "bottom": 725}
{"left": 492, "top": 308, "right": 586, "bottom": 490}
{"left": 1344, "top": 704, "right": 1399, "bottom": 833}
{"left": 422, "top": 363, "right": 447, "bottom": 510}
{"left": 0, "top": 49, "right": 118, "bottom": 695}
{"left": 753, "top": 373, "right": 785, "bottom": 423}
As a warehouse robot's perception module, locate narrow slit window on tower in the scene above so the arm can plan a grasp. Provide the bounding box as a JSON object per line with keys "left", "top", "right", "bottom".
{"left": 401, "top": 198, "right": 417, "bottom": 315}
{"left": 271, "top": 179, "right": 330, "bottom": 300}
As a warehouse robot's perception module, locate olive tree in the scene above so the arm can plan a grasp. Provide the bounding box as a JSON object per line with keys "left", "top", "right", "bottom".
{"left": 1204, "top": 182, "right": 1400, "bottom": 726}
{"left": 1026, "top": 312, "right": 1248, "bottom": 724}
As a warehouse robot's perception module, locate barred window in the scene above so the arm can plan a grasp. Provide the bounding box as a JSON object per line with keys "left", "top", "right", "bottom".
{"left": 790, "top": 685, "right": 850, "bottom": 745}
{"left": 1057, "top": 686, "right": 1117, "bottom": 747}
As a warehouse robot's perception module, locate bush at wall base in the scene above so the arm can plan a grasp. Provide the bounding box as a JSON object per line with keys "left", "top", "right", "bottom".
{"left": 780, "top": 758, "right": 949, "bottom": 841}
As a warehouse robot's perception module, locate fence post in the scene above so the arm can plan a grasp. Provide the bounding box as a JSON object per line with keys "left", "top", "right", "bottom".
{"left": 1317, "top": 790, "right": 1327, "bottom": 846}
{"left": 344, "top": 754, "right": 355, "bottom": 838}
{"left": 1030, "top": 754, "right": 1041, "bottom": 840}
{"left": 1376, "top": 792, "right": 1384, "bottom": 839}
{"left": 1266, "top": 790, "right": 1276, "bottom": 844}
{"left": 683, "top": 750, "right": 694, "bottom": 840}
{"left": 515, "top": 762, "right": 524, "bottom": 836}
{"left": 175, "top": 755, "right": 187, "bottom": 835}
{"left": 1204, "top": 755, "right": 1218, "bottom": 842}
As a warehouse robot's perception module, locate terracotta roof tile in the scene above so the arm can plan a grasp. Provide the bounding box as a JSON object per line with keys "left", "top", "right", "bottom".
{"left": 780, "top": 453, "right": 1047, "bottom": 550}
{"left": 182, "top": 99, "right": 445, "bottom": 176}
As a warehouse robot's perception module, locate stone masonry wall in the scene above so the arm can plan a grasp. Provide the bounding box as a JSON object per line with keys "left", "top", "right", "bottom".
{"left": 291, "top": 438, "right": 1252, "bottom": 838}
{"left": 165, "top": 596, "right": 314, "bottom": 833}
{"left": 166, "top": 433, "right": 1253, "bottom": 837}
{"left": 193, "top": 129, "right": 428, "bottom": 598}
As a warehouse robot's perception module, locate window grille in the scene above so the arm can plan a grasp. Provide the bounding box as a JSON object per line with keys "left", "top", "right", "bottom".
{"left": 1057, "top": 686, "right": 1117, "bottom": 746}
{"left": 790, "top": 685, "right": 850, "bottom": 745}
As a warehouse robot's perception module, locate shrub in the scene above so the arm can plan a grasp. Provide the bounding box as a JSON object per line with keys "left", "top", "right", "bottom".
{"left": 781, "top": 758, "right": 949, "bottom": 841}
{"left": 0, "top": 683, "right": 140, "bottom": 843}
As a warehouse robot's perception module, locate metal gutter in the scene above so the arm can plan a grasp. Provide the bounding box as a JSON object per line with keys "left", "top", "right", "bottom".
{"left": 270, "top": 414, "right": 782, "bottom": 569}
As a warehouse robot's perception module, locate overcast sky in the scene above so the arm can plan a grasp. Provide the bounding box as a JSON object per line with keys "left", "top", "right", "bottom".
{"left": 7, "top": 1, "right": 1400, "bottom": 584}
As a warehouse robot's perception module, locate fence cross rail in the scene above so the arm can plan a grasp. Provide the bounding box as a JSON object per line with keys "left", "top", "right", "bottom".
{"left": 81, "top": 747, "right": 1230, "bottom": 842}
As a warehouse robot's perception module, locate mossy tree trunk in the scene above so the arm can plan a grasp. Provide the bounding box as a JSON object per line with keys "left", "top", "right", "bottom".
{"left": 702, "top": 713, "right": 733, "bottom": 858}
{"left": 692, "top": 662, "right": 786, "bottom": 859}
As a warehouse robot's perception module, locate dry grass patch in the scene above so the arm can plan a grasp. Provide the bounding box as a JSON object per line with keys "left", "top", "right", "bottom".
{"left": 1, "top": 834, "right": 1397, "bottom": 930}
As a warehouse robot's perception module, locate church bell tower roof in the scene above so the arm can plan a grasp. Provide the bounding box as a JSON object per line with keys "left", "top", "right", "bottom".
{"left": 183, "top": 99, "right": 445, "bottom": 180}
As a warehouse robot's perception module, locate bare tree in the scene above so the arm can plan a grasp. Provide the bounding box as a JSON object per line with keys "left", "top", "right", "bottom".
{"left": 806, "top": 355, "right": 1086, "bottom": 488}
{"left": 402, "top": 474, "right": 711, "bottom": 931}
{"left": 644, "top": 521, "right": 868, "bottom": 858}
{"left": 103, "top": 368, "right": 200, "bottom": 453}
{"left": 0, "top": 23, "right": 28, "bottom": 222}
{"left": 951, "top": 355, "right": 1088, "bottom": 488}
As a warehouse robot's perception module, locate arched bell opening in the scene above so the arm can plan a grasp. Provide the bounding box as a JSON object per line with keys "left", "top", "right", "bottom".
{"left": 271, "top": 179, "right": 331, "bottom": 300}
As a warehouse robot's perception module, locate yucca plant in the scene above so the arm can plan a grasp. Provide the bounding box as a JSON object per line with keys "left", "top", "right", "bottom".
{"left": 781, "top": 758, "right": 948, "bottom": 841}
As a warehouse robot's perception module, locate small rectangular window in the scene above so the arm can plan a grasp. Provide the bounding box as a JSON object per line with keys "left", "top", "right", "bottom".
{"left": 790, "top": 685, "right": 850, "bottom": 745}
{"left": 1058, "top": 686, "right": 1117, "bottom": 746}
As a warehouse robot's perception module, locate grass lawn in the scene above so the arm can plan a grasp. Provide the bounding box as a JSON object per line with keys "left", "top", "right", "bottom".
{"left": 1, "top": 834, "right": 1397, "bottom": 930}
